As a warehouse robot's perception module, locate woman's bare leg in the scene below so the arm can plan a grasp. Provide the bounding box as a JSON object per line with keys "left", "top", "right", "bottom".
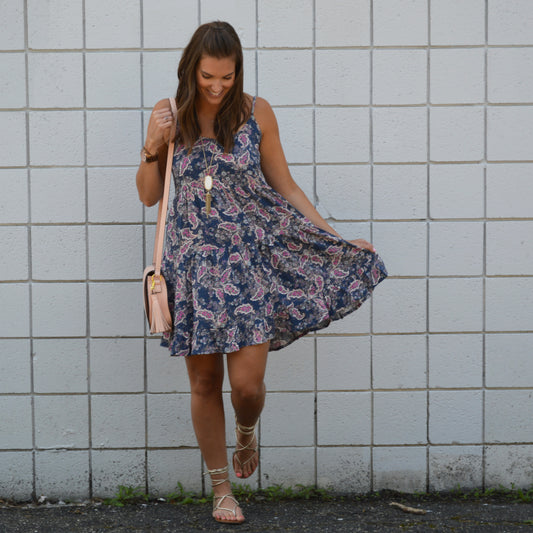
{"left": 185, "top": 353, "right": 243, "bottom": 523}
{"left": 227, "top": 342, "right": 269, "bottom": 478}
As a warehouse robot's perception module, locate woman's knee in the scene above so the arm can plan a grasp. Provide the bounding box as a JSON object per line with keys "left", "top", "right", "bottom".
{"left": 232, "top": 380, "right": 266, "bottom": 403}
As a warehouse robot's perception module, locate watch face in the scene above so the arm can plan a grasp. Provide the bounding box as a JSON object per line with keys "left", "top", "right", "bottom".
{"left": 141, "top": 149, "right": 147, "bottom": 162}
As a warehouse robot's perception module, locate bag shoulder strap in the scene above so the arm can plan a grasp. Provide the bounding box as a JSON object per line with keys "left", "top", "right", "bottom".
{"left": 153, "top": 97, "right": 177, "bottom": 274}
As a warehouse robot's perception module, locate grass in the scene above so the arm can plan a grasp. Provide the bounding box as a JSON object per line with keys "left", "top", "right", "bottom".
{"left": 102, "top": 482, "right": 533, "bottom": 507}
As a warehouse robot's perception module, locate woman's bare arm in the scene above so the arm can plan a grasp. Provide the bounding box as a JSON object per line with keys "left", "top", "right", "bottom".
{"left": 255, "top": 97, "right": 375, "bottom": 252}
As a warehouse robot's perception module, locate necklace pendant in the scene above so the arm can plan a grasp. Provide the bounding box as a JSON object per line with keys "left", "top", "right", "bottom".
{"left": 205, "top": 191, "right": 212, "bottom": 215}
{"left": 204, "top": 174, "right": 213, "bottom": 191}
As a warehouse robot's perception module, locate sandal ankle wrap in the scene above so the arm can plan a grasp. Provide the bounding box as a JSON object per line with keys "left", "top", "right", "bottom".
{"left": 233, "top": 418, "right": 259, "bottom": 478}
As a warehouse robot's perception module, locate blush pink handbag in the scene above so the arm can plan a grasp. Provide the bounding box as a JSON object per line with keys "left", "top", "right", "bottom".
{"left": 142, "top": 97, "right": 177, "bottom": 334}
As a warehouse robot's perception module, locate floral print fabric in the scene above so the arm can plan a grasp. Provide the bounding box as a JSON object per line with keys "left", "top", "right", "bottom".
{"left": 161, "top": 103, "right": 387, "bottom": 356}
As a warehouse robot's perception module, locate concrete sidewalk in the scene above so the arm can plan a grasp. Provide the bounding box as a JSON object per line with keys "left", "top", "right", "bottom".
{"left": 1, "top": 495, "right": 532, "bottom": 532}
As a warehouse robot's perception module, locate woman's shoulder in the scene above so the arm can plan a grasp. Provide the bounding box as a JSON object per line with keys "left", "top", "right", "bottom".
{"left": 247, "top": 95, "right": 276, "bottom": 133}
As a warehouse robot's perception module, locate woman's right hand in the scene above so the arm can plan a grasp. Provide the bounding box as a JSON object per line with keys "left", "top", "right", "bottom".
{"left": 144, "top": 100, "right": 174, "bottom": 155}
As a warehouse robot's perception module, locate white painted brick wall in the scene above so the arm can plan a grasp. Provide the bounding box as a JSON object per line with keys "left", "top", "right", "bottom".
{"left": 1, "top": 0, "right": 532, "bottom": 501}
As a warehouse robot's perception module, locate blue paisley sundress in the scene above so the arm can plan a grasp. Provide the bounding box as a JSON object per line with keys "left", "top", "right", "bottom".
{"left": 160, "top": 98, "right": 387, "bottom": 356}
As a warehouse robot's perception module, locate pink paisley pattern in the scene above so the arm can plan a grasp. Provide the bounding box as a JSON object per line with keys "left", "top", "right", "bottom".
{"left": 161, "top": 99, "right": 387, "bottom": 356}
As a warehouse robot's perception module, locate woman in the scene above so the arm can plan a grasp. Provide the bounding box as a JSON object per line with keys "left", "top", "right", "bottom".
{"left": 136, "top": 21, "right": 386, "bottom": 524}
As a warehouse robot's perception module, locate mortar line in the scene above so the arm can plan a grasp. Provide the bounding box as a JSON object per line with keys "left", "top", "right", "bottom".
{"left": 23, "top": 0, "right": 37, "bottom": 503}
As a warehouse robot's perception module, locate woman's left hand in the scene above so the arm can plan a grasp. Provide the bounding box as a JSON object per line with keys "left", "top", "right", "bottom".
{"left": 348, "top": 239, "right": 376, "bottom": 253}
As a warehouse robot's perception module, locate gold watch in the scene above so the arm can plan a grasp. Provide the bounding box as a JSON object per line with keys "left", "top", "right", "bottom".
{"left": 141, "top": 146, "right": 158, "bottom": 163}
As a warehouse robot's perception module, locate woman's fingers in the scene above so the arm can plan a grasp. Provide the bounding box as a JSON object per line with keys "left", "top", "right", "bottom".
{"left": 348, "top": 239, "right": 376, "bottom": 253}
{"left": 145, "top": 106, "right": 173, "bottom": 151}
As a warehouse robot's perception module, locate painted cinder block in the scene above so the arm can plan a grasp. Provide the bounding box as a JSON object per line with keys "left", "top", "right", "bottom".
{"left": 0, "top": 339, "right": 31, "bottom": 393}
{"left": 429, "top": 278, "right": 483, "bottom": 333}
{"left": 32, "top": 283, "right": 86, "bottom": 337}
{"left": 35, "top": 450, "right": 90, "bottom": 500}
{"left": 429, "top": 221, "right": 484, "bottom": 276}
{"left": 31, "top": 168, "right": 86, "bottom": 224}
{"left": 317, "top": 446, "right": 371, "bottom": 493}
{"left": 33, "top": 339, "right": 88, "bottom": 393}
{"left": 487, "top": 163, "right": 533, "bottom": 218}
{"left": 85, "top": 0, "right": 140, "bottom": 49}
{"left": 317, "top": 336, "right": 370, "bottom": 391}
{"left": 270, "top": 107, "right": 313, "bottom": 164}
{"left": 0, "top": 284, "right": 30, "bottom": 338}
{"left": 373, "top": 165, "right": 427, "bottom": 220}
{"left": 316, "top": 0, "right": 370, "bottom": 47}
{"left": 373, "top": 391, "right": 427, "bottom": 445}
{"left": 0, "top": 112, "right": 27, "bottom": 166}
{"left": 486, "top": 221, "right": 533, "bottom": 275}
{"left": 261, "top": 392, "right": 314, "bottom": 446}
{"left": 261, "top": 447, "right": 315, "bottom": 488}
{"left": 0, "top": 452, "right": 33, "bottom": 500}
{"left": 147, "top": 393, "right": 196, "bottom": 447}
{"left": 485, "top": 390, "right": 533, "bottom": 443}
{"left": 202, "top": 0, "right": 256, "bottom": 48}
{"left": 146, "top": 338, "right": 190, "bottom": 393}
{"left": 148, "top": 449, "right": 203, "bottom": 496}
{"left": 266, "top": 337, "right": 315, "bottom": 392}
{"left": 316, "top": 108, "right": 369, "bottom": 163}
{"left": 32, "top": 226, "right": 86, "bottom": 281}
{"left": 488, "top": 0, "right": 533, "bottom": 45}
{"left": 88, "top": 225, "right": 143, "bottom": 280}
{"left": 372, "top": 335, "right": 427, "bottom": 390}
{"left": 0, "top": 397, "right": 32, "bottom": 449}
{"left": 429, "top": 446, "right": 483, "bottom": 492}
{"left": 0, "top": 226, "right": 28, "bottom": 281}
{"left": 486, "top": 334, "right": 533, "bottom": 388}
{"left": 86, "top": 52, "right": 141, "bottom": 108}
{"left": 488, "top": 48, "right": 533, "bottom": 104}
{"left": 374, "top": 0, "right": 428, "bottom": 45}
{"left": 430, "top": 0, "right": 485, "bottom": 45}
{"left": 91, "top": 449, "right": 145, "bottom": 498}
{"left": 0, "top": 1, "right": 24, "bottom": 49}
{"left": 316, "top": 165, "right": 371, "bottom": 220}
{"left": 27, "top": 0, "right": 83, "bottom": 49}
{"left": 28, "top": 53, "right": 84, "bottom": 108}
{"left": 486, "top": 278, "right": 533, "bottom": 332}
{"left": 373, "top": 221, "right": 427, "bottom": 277}
{"left": 316, "top": 50, "right": 370, "bottom": 106}
{"left": 430, "top": 106, "right": 484, "bottom": 162}
{"left": 88, "top": 167, "right": 143, "bottom": 223}
{"left": 0, "top": 169, "right": 28, "bottom": 224}
{"left": 258, "top": 50, "right": 313, "bottom": 106}
{"left": 34, "top": 395, "right": 89, "bottom": 449}
{"left": 258, "top": 0, "right": 313, "bottom": 47}
{"left": 488, "top": 107, "right": 533, "bottom": 161}
{"left": 317, "top": 392, "right": 371, "bottom": 445}
{"left": 429, "top": 390, "right": 483, "bottom": 444}
{"left": 143, "top": 0, "right": 198, "bottom": 49}
{"left": 373, "top": 107, "right": 427, "bottom": 163}
{"left": 142, "top": 51, "right": 182, "bottom": 108}
{"left": 0, "top": 53, "right": 26, "bottom": 108}
{"left": 428, "top": 334, "right": 483, "bottom": 389}
{"left": 373, "top": 279, "right": 427, "bottom": 334}
{"left": 429, "top": 164, "right": 484, "bottom": 219}
{"left": 373, "top": 49, "right": 427, "bottom": 105}
{"left": 430, "top": 49, "right": 485, "bottom": 104}
{"left": 485, "top": 445, "right": 533, "bottom": 489}
{"left": 91, "top": 394, "right": 146, "bottom": 448}
{"left": 90, "top": 338, "right": 144, "bottom": 393}
{"left": 373, "top": 446, "right": 427, "bottom": 493}
{"left": 29, "top": 111, "right": 84, "bottom": 166}
{"left": 86, "top": 111, "right": 141, "bottom": 166}
{"left": 89, "top": 282, "right": 144, "bottom": 337}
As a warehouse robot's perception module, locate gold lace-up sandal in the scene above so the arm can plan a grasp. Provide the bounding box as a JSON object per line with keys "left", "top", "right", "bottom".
{"left": 205, "top": 465, "right": 245, "bottom": 524}
{"left": 232, "top": 418, "right": 259, "bottom": 479}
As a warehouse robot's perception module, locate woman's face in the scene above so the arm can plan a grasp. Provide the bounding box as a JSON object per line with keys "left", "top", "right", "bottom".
{"left": 196, "top": 55, "right": 236, "bottom": 106}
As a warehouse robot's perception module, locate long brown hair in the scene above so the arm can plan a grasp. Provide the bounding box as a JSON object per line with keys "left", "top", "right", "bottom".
{"left": 175, "top": 21, "right": 249, "bottom": 153}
